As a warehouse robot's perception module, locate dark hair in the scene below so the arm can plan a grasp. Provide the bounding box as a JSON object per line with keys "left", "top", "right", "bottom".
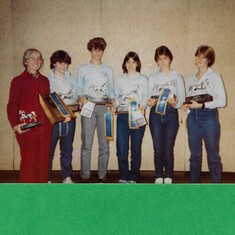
{"left": 50, "top": 50, "right": 71, "bottom": 69}
{"left": 23, "top": 48, "right": 43, "bottom": 68}
{"left": 87, "top": 37, "right": 107, "bottom": 51}
{"left": 154, "top": 45, "right": 173, "bottom": 63}
{"left": 122, "top": 51, "right": 141, "bottom": 73}
{"left": 195, "top": 45, "right": 215, "bottom": 67}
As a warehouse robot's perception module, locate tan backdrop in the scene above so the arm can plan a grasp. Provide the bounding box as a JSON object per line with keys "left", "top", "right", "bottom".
{"left": 0, "top": 0, "right": 235, "bottom": 173}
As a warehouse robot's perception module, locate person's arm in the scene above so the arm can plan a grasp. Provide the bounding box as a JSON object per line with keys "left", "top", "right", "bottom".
{"left": 205, "top": 73, "right": 226, "bottom": 109}
{"left": 7, "top": 76, "right": 29, "bottom": 134}
{"left": 77, "top": 67, "right": 87, "bottom": 104}
{"left": 108, "top": 67, "right": 115, "bottom": 99}
{"left": 140, "top": 76, "right": 148, "bottom": 109}
{"left": 7, "top": 77, "right": 22, "bottom": 128}
{"left": 174, "top": 75, "right": 186, "bottom": 109}
{"left": 114, "top": 77, "right": 121, "bottom": 108}
{"left": 146, "top": 75, "right": 157, "bottom": 107}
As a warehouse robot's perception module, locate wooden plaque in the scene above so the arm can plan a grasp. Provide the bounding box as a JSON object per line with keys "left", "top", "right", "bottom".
{"left": 39, "top": 92, "right": 76, "bottom": 124}
{"left": 184, "top": 94, "right": 213, "bottom": 104}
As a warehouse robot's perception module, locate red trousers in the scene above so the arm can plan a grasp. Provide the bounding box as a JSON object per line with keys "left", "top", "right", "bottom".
{"left": 16, "top": 132, "right": 51, "bottom": 183}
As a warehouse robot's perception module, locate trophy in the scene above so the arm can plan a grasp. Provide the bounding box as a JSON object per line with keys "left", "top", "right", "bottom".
{"left": 86, "top": 96, "right": 112, "bottom": 105}
{"left": 85, "top": 82, "right": 113, "bottom": 104}
{"left": 39, "top": 92, "right": 76, "bottom": 124}
{"left": 57, "top": 90, "right": 81, "bottom": 113}
{"left": 19, "top": 110, "right": 41, "bottom": 130}
{"left": 184, "top": 94, "right": 213, "bottom": 104}
{"left": 67, "top": 101, "right": 81, "bottom": 113}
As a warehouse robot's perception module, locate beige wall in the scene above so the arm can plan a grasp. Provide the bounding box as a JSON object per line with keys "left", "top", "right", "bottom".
{"left": 1, "top": 0, "right": 235, "bottom": 172}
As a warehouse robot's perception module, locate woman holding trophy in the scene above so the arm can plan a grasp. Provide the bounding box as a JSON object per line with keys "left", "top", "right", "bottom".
{"left": 7, "top": 48, "right": 52, "bottom": 183}
{"left": 182, "top": 45, "right": 226, "bottom": 183}
{"left": 47, "top": 50, "right": 78, "bottom": 184}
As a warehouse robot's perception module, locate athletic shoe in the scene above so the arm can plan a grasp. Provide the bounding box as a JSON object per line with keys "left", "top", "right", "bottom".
{"left": 164, "top": 178, "right": 172, "bottom": 184}
{"left": 62, "top": 177, "right": 74, "bottom": 184}
{"left": 118, "top": 179, "right": 127, "bottom": 183}
{"left": 155, "top": 178, "right": 163, "bottom": 184}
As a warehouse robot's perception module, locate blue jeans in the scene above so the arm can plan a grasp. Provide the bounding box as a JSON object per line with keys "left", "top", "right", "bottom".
{"left": 187, "top": 108, "right": 222, "bottom": 183}
{"left": 48, "top": 119, "right": 76, "bottom": 181}
{"left": 149, "top": 105, "right": 179, "bottom": 179}
{"left": 116, "top": 114, "right": 146, "bottom": 182}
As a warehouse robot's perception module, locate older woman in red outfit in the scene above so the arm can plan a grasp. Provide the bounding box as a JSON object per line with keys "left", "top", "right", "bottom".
{"left": 7, "top": 48, "right": 52, "bottom": 183}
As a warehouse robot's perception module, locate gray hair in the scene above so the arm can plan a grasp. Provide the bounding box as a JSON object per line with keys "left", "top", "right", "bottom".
{"left": 23, "top": 48, "right": 43, "bottom": 68}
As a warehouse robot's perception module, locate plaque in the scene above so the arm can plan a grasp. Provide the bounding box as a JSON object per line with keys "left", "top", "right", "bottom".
{"left": 115, "top": 105, "right": 129, "bottom": 114}
{"left": 39, "top": 92, "right": 76, "bottom": 124}
{"left": 80, "top": 101, "right": 95, "bottom": 118}
{"left": 19, "top": 110, "right": 41, "bottom": 130}
{"left": 86, "top": 96, "right": 112, "bottom": 105}
{"left": 184, "top": 94, "right": 213, "bottom": 104}
{"left": 132, "top": 110, "right": 147, "bottom": 127}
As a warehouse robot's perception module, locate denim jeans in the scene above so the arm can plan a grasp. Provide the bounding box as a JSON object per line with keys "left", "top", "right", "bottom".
{"left": 48, "top": 119, "right": 76, "bottom": 181}
{"left": 149, "top": 105, "right": 179, "bottom": 179}
{"left": 187, "top": 108, "right": 222, "bottom": 183}
{"left": 116, "top": 114, "right": 146, "bottom": 182}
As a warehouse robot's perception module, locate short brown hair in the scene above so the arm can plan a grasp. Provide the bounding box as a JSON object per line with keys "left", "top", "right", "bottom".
{"left": 87, "top": 37, "right": 107, "bottom": 51}
{"left": 50, "top": 50, "right": 71, "bottom": 69}
{"left": 154, "top": 45, "right": 173, "bottom": 63}
{"left": 195, "top": 45, "right": 215, "bottom": 67}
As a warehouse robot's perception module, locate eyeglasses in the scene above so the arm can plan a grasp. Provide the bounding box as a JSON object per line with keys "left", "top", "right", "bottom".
{"left": 27, "top": 57, "right": 43, "bottom": 62}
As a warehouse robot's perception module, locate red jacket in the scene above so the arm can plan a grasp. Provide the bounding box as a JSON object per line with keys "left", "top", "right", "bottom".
{"left": 7, "top": 70, "right": 51, "bottom": 135}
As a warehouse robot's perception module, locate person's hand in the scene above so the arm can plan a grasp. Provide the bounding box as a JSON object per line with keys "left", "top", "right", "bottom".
{"left": 147, "top": 98, "right": 157, "bottom": 107}
{"left": 78, "top": 96, "right": 87, "bottom": 104}
{"left": 106, "top": 98, "right": 115, "bottom": 107}
{"left": 181, "top": 103, "right": 189, "bottom": 111}
{"left": 138, "top": 105, "right": 145, "bottom": 115}
{"left": 188, "top": 101, "right": 202, "bottom": 109}
{"left": 63, "top": 116, "right": 71, "bottom": 123}
{"left": 168, "top": 95, "right": 178, "bottom": 108}
{"left": 13, "top": 124, "right": 30, "bottom": 134}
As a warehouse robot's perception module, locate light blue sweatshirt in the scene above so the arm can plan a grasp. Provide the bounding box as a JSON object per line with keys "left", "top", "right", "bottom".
{"left": 77, "top": 62, "right": 114, "bottom": 99}
{"left": 115, "top": 72, "right": 148, "bottom": 108}
{"left": 48, "top": 70, "right": 78, "bottom": 105}
{"left": 148, "top": 70, "right": 185, "bottom": 109}
{"left": 187, "top": 68, "right": 226, "bottom": 109}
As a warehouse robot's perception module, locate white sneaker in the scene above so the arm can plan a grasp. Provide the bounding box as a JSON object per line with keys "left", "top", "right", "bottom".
{"left": 62, "top": 177, "right": 74, "bottom": 184}
{"left": 118, "top": 179, "right": 127, "bottom": 183}
{"left": 164, "top": 178, "right": 172, "bottom": 184}
{"left": 127, "top": 180, "right": 136, "bottom": 184}
{"left": 47, "top": 181, "right": 52, "bottom": 184}
{"left": 155, "top": 178, "right": 163, "bottom": 184}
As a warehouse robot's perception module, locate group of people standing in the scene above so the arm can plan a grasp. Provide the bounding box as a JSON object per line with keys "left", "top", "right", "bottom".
{"left": 7, "top": 37, "right": 226, "bottom": 184}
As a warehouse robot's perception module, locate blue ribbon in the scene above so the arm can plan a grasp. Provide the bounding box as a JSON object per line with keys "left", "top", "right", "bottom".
{"left": 156, "top": 88, "right": 171, "bottom": 115}
{"left": 104, "top": 111, "right": 113, "bottom": 140}
{"left": 59, "top": 122, "right": 68, "bottom": 137}
{"left": 128, "top": 100, "right": 138, "bottom": 129}
{"left": 50, "top": 92, "right": 69, "bottom": 116}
